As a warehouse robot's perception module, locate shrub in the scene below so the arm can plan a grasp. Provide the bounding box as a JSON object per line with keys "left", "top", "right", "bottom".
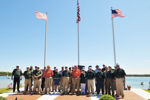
{"left": 99, "top": 95, "right": 115, "bottom": 100}
{"left": 0, "top": 96, "right": 6, "bottom": 100}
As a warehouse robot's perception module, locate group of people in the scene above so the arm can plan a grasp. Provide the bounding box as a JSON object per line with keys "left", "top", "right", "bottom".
{"left": 11, "top": 64, "right": 126, "bottom": 98}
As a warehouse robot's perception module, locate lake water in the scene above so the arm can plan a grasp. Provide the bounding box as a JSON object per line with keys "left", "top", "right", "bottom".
{"left": 0, "top": 76, "right": 150, "bottom": 89}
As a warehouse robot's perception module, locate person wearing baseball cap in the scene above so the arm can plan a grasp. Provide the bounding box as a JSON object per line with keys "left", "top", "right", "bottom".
{"left": 114, "top": 64, "right": 126, "bottom": 98}
{"left": 62, "top": 66, "right": 70, "bottom": 95}
{"left": 86, "top": 66, "right": 95, "bottom": 97}
{"left": 71, "top": 65, "right": 81, "bottom": 95}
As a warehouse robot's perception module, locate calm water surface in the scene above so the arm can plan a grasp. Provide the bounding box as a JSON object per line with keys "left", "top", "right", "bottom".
{"left": 0, "top": 76, "right": 150, "bottom": 89}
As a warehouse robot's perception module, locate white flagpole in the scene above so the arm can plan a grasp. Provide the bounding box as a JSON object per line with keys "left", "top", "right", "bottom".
{"left": 111, "top": 7, "right": 117, "bottom": 66}
{"left": 77, "top": 22, "right": 80, "bottom": 66}
{"left": 77, "top": 0, "right": 80, "bottom": 66}
{"left": 44, "top": 12, "right": 47, "bottom": 67}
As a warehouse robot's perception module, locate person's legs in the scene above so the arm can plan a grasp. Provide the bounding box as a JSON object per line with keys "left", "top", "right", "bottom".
{"left": 87, "top": 80, "right": 91, "bottom": 94}
{"left": 50, "top": 77, "right": 53, "bottom": 93}
{"left": 111, "top": 79, "right": 115, "bottom": 96}
{"left": 96, "top": 83, "right": 99, "bottom": 94}
{"left": 24, "top": 79, "right": 27, "bottom": 93}
{"left": 76, "top": 78, "right": 80, "bottom": 92}
{"left": 107, "top": 79, "right": 111, "bottom": 95}
{"left": 120, "top": 78, "right": 124, "bottom": 98}
{"left": 17, "top": 77, "right": 20, "bottom": 92}
{"left": 38, "top": 79, "right": 41, "bottom": 93}
{"left": 71, "top": 78, "right": 76, "bottom": 94}
{"left": 44, "top": 78, "right": 48, "bottom": 93}
{"left": 105, "top": 79, "right": 108, "bottom": 94}
{"left": 28, "top": 79, "right": 32, "bottom": 93}
{"left": 116, "top": 78, "right": 120, "bottom": 96}
{"left": 66, "top": 77, "right": 70, "bottom": 93}
{"left": 101, "top": 82, "right": 104, "bottom": 95}
{"left": 62, "top": 77, "right": 66, "bottom": 93}
{"left": 91, "top": 80, "right": 94, "bottom": 94}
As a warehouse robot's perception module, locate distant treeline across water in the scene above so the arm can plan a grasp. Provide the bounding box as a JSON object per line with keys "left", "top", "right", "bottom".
{"left": 0, "top": 71, "right": 150, "bottom": 77}
{"left": 0, "top": 72, "right": 12, "bottom": 76}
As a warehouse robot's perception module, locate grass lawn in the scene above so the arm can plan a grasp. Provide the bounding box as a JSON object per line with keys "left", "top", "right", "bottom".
{"left": 144, "top": 89, "right": 150, "bottom": 93}
{"left": 0, "top": 88, "right": 12, "bottom": 94}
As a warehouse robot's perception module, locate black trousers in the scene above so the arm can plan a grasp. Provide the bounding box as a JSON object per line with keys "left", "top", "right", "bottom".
{"left": 96, "top": 81, "right": 104, "bottom": 94}
{"left": 13, "top": 77, "right": 20, "bottom": 92}
{"left": 41, "top": 77, "right": 45, "bottom": 91}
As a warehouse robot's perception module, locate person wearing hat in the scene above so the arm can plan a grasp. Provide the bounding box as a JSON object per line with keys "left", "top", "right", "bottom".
{"left": 44, "top": 65, "right": 53, "bottom": 94}
{"left": 103, "top": 65, "right": 108, "bottom": 94}
{"left": 95, "top": 68, "right": 105, "bottom": 95}
{"left": 23, "top": 67, "right": 32, "bottom": 94}
{"left": 62, "top": 66, "right": 70, "bottom": 95}
{"left": 80, "top": 67, "right": 87, "bottom": 95}
{"left": 30, "top": 66, "right": 34, "bottom": 87}
{"left": 114, "top": 64, "right": 126, "bottom": 98}
{"left": 59, "top": 67, "right": 64, "bottom": 92}
{"left": 41, "top": 66, "right": 47, "bottom": 92}
{"left": 33, "top": 66, "right": 42, "bottom": 94}
{"left": 53, "top": 68, "right": 61, "bottom": 93}
{"left": 71, "top": 65, "right": 81, "bottom": 95}
{"left": 106, "top": 66, "right": 115, "bottom": 96}
{"left": 95, "top": 65, "right": 99, "bottom": 73}
{"left": 11, "top": 65, "right": 23, "bottom": 93}
{"left": 69, "top": 67, "right": 72, "bottom": 93}
{"left": 86, "top": 66, "right": 95, "bottom": 96}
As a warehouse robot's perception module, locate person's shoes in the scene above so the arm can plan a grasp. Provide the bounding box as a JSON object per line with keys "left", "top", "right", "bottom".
{"left": 23, "top": 92, "right": 26, "bottom": 95}
{"left": 71, "top": 92, "right": 74, "bottom": 95}
{"left": 87, "top": 94, "right": 91, "bottom": 97}
{"left": 76, "top": 92, "right": 80, "bottom": 96}
{"left": 61, "top": 92, "right": 65, "bottom": 95}
{"left": 18, "top": 90, "right": 20, "bottom": 93}
{"left": 122, "top": 95, "right": 124, "bottom": 99}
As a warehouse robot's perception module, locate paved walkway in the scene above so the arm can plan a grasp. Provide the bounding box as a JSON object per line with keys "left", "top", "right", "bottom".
{"left": 131, "top": 88, "right": 150, "bottom": 100}
{"left": 0, "top": 89, "right": 148, "bottom": 100}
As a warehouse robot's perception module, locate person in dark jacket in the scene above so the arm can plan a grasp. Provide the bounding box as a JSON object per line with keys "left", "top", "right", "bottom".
{"left": 11, "top": 65, "right": 22, "bottom": 93}
{"left": 95, "top": 68, "right": 105, "bottom": 95}
{"left": 53, "top": 69, "right": 61, "bottom": 93}
{"left": 62, "top": 66, "right": 70, "bottom": 94}
{"left": 24, "top": 67, "right": 32, "bottom": 94}
{"left": 114, "top": 64, "right": 126, "bottom": 98}
{"left": 106, "top": 66, "right": 115, "bottom": 96}
{"left": 86, "top": 66, "right": 95, "bottom": 96}
{"left": 80, "top": 68, "right": 87, "bottom": 95}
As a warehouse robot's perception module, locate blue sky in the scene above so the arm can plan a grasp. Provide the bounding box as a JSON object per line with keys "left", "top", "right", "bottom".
{"left": 0, "top": 0, "right": 150, "bottom": 74}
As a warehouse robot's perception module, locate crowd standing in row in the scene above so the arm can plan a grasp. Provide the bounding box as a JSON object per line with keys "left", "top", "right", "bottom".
{"left": 11, "top": 64, "right": 126, "bottom": 98}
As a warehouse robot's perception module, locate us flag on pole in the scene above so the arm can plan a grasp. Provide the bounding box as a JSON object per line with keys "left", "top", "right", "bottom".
{"left": 112, "top": 9, "right": 124, "bottom": 18}
{"left": 77, "top": 0, "right": 81, "bottom": 23}
{"left": 35, "top": 11, "right": 47, "bottom": 20}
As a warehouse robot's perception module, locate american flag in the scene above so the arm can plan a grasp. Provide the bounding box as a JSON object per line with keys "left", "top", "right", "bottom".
{"left": 77, "top": 0, "right": 81, "bottom": 23}
{"left": 112, "top": 9, "right": 124, "bottom": 18}
{"left": 35, "top": 11, "right": 47, "bottom": 20}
